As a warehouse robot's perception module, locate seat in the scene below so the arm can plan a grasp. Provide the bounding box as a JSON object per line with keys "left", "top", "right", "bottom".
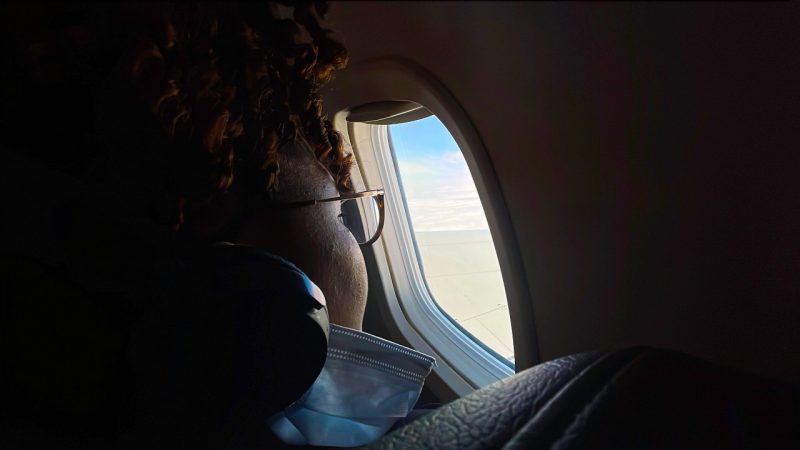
{"left": 372, "top": 347, "right": 800, "bottom": 449}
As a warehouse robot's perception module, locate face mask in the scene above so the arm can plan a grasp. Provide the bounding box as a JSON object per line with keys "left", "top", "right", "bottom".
{"left": 268, "top": 324, "right": 436, "bottom": 447}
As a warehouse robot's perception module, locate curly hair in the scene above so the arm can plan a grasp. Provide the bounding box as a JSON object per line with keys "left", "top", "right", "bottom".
{"left": 0, "top": 1, "right": 351, "bottom": 233}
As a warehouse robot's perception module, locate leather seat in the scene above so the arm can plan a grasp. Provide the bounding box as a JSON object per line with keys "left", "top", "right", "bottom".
{"left": 372, "top": 347, "right": 799, "bottom": 449}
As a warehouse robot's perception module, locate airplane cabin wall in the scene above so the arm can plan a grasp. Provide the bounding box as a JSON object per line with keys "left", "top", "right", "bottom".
{"left": 327, "top": 2, "right": 799, "bottom": 380}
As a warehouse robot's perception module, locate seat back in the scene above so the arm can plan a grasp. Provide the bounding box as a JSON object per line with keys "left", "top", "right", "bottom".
{"left": 372, "top": 348, "right": 800, "bottom": 449}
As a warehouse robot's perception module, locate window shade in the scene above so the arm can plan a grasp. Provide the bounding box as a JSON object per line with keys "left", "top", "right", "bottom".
{"left": 345, "top": 101, "right": 432, "bottom": 125}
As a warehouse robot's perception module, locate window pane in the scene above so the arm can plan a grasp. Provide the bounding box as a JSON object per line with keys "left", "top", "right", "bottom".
{"left": 389, "top": 116, "right": 514, "bottom": 363}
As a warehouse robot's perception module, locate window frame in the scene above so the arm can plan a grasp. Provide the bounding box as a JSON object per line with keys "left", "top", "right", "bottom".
{"left": 326, "top": 59, "right": 539, "bottom": 395}
{"left": 363, "top": 122, "right": 514, "bottom": 387}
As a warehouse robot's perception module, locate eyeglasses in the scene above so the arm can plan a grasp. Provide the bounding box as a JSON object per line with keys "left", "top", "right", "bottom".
{"left": 256, "top": 189, "right": 385, "bottom": 246}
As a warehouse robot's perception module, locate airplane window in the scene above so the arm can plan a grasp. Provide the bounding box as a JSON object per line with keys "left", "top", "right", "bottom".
{"left": 388, "top": 116, "right": 514, "bottom": 363}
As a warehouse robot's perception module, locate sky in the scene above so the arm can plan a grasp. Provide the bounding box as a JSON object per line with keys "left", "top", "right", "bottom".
{"left": 389, "top": 116, "right": 489, "bottom": 232}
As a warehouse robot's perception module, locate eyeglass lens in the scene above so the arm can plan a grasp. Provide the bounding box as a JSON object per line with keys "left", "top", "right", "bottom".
{"left": 340, "top": 195, "right": 382, "bottom": 245}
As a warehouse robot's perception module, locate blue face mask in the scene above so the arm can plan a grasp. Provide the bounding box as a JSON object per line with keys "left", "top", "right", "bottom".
{"left": 268, "top": 324, "right": 436, "bottom": 447}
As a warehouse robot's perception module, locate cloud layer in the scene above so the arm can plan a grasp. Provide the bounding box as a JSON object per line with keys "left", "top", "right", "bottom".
{"left": 398, "top": 151, "right": 490, "bottom": 232}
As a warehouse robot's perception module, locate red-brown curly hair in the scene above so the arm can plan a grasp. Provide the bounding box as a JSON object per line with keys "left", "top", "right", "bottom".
{"left": 0, "top": 1, "right": 351, "bottom": 233}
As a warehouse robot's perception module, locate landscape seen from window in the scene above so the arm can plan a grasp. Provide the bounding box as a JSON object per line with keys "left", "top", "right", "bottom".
{"left": 389, "top": 116, "right": 514, "bottom": 363}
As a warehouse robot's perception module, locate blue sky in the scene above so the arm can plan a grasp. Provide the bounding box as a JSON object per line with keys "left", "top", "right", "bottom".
{"left": 389, "top": 116, "right": 489, "bottom": 232}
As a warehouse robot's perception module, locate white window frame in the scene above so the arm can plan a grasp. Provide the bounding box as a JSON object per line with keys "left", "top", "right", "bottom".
{"left": 325, "top": 59, "right": 539, "bottom": 396}
{"left": 348, "top": 120, "right": 514, "bottom": 392}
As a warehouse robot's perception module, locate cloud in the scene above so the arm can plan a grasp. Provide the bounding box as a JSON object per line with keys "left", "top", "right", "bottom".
{"left": 397, "top": 160, "right": 433, "bottom": 176}
{"left": 398, "top": 150, "right": 489, "bottom": 232}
